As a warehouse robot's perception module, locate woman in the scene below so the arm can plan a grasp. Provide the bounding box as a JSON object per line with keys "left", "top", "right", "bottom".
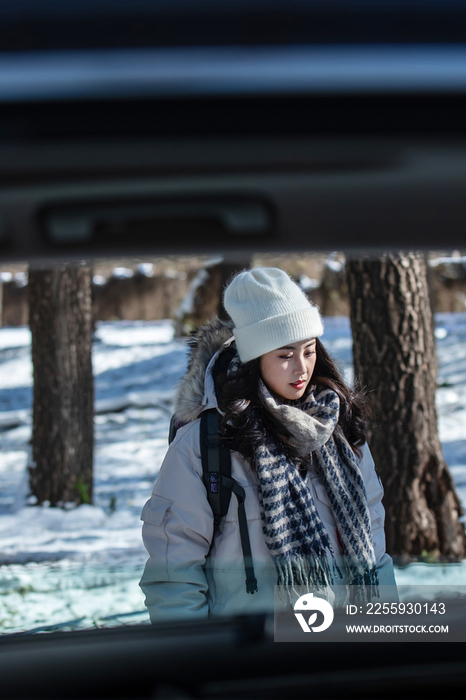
{"left": 140, "top": 267, "right": 396, "bottom": 621}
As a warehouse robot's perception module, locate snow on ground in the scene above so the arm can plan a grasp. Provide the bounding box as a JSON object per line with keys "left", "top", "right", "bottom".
{"left": 0, "top": 320, "right": 186, "bottom": 633}
{"left": 0, "top": 315, "right": 466, "bottom": 634}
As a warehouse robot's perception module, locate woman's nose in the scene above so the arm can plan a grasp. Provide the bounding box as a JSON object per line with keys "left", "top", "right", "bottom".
{"left": 294, "top": 356, "right": 307, "bottom": 375}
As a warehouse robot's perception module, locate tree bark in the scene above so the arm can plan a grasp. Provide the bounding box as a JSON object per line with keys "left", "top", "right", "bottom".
{"left": 346, "top": 252, "right": 466, "bottom": 560}
{"left": 29, "top": 265, "right": 94, "bottom": 506}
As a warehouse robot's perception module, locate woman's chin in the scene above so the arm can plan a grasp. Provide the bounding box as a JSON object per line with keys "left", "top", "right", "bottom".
{"left": 279, "top": 386, "right": 307, "bottom": 401}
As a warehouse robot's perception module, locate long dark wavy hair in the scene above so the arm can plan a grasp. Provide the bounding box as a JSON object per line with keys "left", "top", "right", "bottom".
{"left": 214, "top": 338, "right": 370, "bottom": 470}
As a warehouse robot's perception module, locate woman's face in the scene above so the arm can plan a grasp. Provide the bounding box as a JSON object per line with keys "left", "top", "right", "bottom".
{"left": 260, "top": 339, "right": 317, "bottom": 402}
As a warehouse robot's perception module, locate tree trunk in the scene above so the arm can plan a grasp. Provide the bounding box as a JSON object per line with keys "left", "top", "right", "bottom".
{"left": 175, "top": 259, "right": 251, "bottom": 335}
{"left": 217, "top": 261, "right": 252, "bottom": 321}
{"left": 29, "top": 265, "right": 94, "bottom": 506}
{"left": 346, "top": 252, "right": 466, "bottom": 560}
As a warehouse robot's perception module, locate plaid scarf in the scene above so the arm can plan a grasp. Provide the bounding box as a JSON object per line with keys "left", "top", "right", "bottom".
{"left": 255, "top": 381, "right": 379, "bottom": 601}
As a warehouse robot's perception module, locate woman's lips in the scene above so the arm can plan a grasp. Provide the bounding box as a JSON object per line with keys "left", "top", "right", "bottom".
{"left": 290, "top": 380, "right": 306, "bottom": 389}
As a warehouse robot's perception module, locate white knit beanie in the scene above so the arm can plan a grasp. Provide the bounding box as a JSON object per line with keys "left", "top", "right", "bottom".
{"left": 223, "top": 267, "right": 323, "bottom": 363}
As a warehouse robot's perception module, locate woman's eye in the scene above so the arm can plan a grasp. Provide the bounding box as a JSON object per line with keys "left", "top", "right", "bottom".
{"left": 305, "top": 351, "right": 315, "bottom": 357}
{"left": 279, "top": 355, "right": 292, "bottom": 360}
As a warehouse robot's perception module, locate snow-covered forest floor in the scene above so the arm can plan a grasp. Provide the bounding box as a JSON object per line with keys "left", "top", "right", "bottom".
{"left": 0, "top": 314, "right": 466, "bottom": 634}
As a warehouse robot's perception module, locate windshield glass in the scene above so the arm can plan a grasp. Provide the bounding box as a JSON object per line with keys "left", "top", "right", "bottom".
{"left": 0, "top": 251, "right": 465, "bottom": 634}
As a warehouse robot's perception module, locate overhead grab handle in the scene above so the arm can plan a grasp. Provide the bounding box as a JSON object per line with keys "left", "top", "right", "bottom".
{"left": 43, "top": 198, "right": 273, "bottom": 244}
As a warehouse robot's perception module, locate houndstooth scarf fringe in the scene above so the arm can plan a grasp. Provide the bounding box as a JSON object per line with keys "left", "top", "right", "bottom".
{"left": 274, "top": 553, "right": 340, "bottom": 590}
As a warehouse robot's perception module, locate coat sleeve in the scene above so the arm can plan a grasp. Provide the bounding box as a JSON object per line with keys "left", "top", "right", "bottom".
{"left": 359, "top": 442, "right": 398, "bottom": 597}
{"left": 139, "top": 421, "right": 214, "bottom": 622}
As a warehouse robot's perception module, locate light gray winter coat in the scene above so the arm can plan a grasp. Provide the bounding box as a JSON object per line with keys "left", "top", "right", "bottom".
{"left": 140, "top": 322, "right": 397, "bottom": 622}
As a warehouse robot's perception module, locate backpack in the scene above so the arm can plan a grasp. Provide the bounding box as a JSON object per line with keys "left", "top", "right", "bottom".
{"left": 169, "top": 409, "right": 258, "bottom": 594}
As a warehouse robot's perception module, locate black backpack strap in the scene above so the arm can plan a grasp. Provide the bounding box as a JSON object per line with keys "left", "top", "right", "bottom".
{"left": 200, "top": 409, "right": 258, "bottom": 595}
{"left": 168, "top": 415, "right": 178, "bottom": 444}
{"left": 200, "top": 409, "right": 232, "bottom": 529}
{"left": 220, "top": 476, "right": 259, "bottom": 595}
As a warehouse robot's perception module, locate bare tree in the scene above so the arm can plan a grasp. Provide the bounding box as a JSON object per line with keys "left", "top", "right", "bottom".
{"left": 29, "top": 265, "right": 94, "bottom": 506}
{"left": 346, "top": 252, "right": 466, "bottom": 560}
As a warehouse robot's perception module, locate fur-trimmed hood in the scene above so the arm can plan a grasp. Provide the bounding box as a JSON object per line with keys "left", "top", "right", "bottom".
{"left": 173, "top": 318, "right": 234, "bottom": 424}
